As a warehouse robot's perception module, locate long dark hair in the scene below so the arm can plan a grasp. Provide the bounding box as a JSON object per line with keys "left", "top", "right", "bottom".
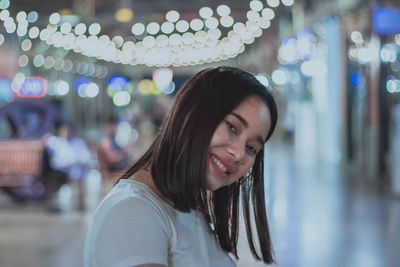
{"left": 122, "top": 66, "right": 278, "bottom": 263}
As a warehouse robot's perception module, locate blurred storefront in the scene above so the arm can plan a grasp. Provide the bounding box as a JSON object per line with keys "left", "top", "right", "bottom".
{"left": 250, "top": 0, "right": 400, "bottom": 194}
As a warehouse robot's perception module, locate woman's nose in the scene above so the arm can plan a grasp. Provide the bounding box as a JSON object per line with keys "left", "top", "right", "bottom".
{"left": 227, "top": 140, "right": 245, "bottom": 161}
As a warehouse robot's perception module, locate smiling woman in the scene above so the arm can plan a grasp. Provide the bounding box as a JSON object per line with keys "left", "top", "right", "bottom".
{"left": 207, "top": 96, "right": 271, "bottom": 191}
{"left": 84, "top": 66, "right": 278, "bottom": 267}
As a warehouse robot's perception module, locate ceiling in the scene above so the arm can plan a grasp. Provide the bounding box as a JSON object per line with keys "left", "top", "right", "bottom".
{"left": 4, "top": 0, "right": 308, "bottom": 75}
{"left": 9, "top": 0, "right": 252, "bottom": 22}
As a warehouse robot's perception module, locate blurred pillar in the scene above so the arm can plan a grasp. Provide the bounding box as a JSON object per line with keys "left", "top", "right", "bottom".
{"left": 339, "top": 7, "right": 372, "bottom": 173}
{"left": 320, "top": 18, "right": 342, "bottom": 164}
{"left": 73, "top": 0, "right": 95, "bottom": 18}
{"left": 390, "top": 105, "right": 400, "bottom": 194}
{"left": 0, "top": 46, "right": 18, "bottom": 80}
{"left": 366, "top": 34, "right": 381, "bottom": 178}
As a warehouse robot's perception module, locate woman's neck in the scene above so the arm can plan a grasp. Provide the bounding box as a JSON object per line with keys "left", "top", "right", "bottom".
{"left": 129, "top": 169, "right": 173, "bottom": 206}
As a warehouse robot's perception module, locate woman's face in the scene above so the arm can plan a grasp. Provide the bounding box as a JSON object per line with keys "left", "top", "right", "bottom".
{"left": 206, "top": 96, "right": 271, "bottom": 191}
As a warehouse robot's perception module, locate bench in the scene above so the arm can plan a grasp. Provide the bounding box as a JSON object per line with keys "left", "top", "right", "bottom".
{"left": 0, "top": 140, "right": 44, "bottom": 187}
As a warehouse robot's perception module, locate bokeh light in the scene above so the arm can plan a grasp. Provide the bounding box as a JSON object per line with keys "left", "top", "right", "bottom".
{"left": 113, "top": 91, "right": 131, "bottom": 106}
{"left": 271, "top": 69, "right": 288, "bottom": 85}
{"left": 55, "top": 80, "right": 70, "bottom": 96}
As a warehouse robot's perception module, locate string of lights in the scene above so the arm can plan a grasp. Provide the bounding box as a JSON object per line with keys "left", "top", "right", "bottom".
{"left": 0, "top": 0, "right": 295, "bottom": 67}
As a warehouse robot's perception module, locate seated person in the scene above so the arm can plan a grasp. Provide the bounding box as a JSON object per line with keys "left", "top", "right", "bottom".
{"left": 44, "top": 122, "right": 91, "bottom": 210}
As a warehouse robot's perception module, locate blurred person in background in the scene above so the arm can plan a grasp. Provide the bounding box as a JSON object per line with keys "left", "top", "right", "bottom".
{"left": 85, "top": 66, "right": 278, "bottom": 267}
{"left": 97, "top": 117, "right": 130, "bottom": 174}
{"left": 44, "top": 122, "right": 91, "bottom": 211}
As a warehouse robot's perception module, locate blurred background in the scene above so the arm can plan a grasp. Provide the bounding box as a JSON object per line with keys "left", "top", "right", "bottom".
{"left": 0, "top": 0, "right": 399, "bottom": 266}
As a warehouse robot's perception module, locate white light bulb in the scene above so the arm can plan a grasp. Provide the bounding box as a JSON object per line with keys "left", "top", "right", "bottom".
{"left": 55, "top": 80, "right": 70, "bottom": 96}
{"left": 169, "top": 33, "right": 182, "bottom": 46}
{"left": 267, "top": 0, "right": 280, "bottom": 8}
{"left": 0, "top": 10, "right": 10, "bottom": 20}
{"left": 161, "top": 21, "right": 174, "bottom": 34}
{"left": 143, "top": 36, "right": 156, "bottom": 48}
{"left": 49, "top": 12, "right": 61, "bottom": 24}
{"left": 60, "top": 22, "right": 72, "bottom": 34}
{"left": 258, "top": 17, "right": 271, "bottom": 29}
{"left": 282, "top": 0, "right": 294, "bottom": 6}
{"left": 16, "top": 11, "right": 27, "bottom": 22}
{"left": 75, "top": 23, "right": 87, "bottom": 35}
{"left": 350, "top": 31, "right": 363, "bottom": 43}
{"left": 147, "top": 22, "right": 160, "bottom": 35}
{"left": 17, "top": 27, "right": 27, "bottom": 37}
{"left": 86, "top": 82, "right": 99, "bottom": 97}
{"left": 271, "top": 69, "right": 287, "bottom": 85}
{"left": 112, "top": 36, "right": 124, "bottom": 48}
{"left": 156, "top": 35, "right": 169, "bottom": 47}
{"left": 250, "top": 1, "right": 264, "bottom": 12}
{"left": 21, "top": 39, "right": 32, "bottom": 51}
{"left": 205, "top": 17, "right": 219, "bottom": 29}
{"left": 220, "top": 16, "right": 234, "bottom": 28}
{"left": 199, "top": 7, "right": 213, "bottom": 19}
{"left": 166, "top": 10, "right": 180, "bottom": 22}
{"left": 88, "top": 23, "right": 101, "bottom": 35}
{"left": 217, "top": 5, "right": 231, "bottom": 16}
{"left": 113, "top": 91, "right": 131, "bottom": 106}
{"left": 18, "top": 55, "right": 29, "bottom": 67}
{"left": 262, "top": 8, "right": 275, "bottom": 20}
{"left": 247, "top": 10, "right": 260, "bottom": 22}
{"left": 176, "top": 20, "right": 189, "bottom": 33}
{"left": 357, "top": 47, "right": 371, "bottom": 64}
{"left": 182, "top": 32, "right": 195, "bottom": 45}
{"left": 190, "top": 19, "right": 204, "bottom": 31}
{"left": 233, "top": 22, "right": 246, "bottom": 34}
{"left": 195, "top": 31, "right": 207, "bottom": 43}
{"left": 132, "top": 23, "right": 145, "bottom": 35}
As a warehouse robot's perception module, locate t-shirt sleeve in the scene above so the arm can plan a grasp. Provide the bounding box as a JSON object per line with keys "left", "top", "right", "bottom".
{"left": 92, "top": 196, "right": 170, "bottom": 267}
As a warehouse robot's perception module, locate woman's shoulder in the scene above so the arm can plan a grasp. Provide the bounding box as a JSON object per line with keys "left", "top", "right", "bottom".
{"left": 102, "top": 179, "right": 175, "bottom": 217}
{"left": 110, "top": 179, "right": 164, "bottom": 204}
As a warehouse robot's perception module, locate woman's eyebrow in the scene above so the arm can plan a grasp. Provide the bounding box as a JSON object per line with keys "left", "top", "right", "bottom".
{"left": 230, "top": 112, "right": 265, "bottom": 146}
{"left": 231, "top": 112, "right": 248, "bottom": 127}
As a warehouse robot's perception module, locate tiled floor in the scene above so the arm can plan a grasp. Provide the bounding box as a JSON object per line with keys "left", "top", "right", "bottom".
{"left": 0, "top": 142, "right": 399, "bottom": 267}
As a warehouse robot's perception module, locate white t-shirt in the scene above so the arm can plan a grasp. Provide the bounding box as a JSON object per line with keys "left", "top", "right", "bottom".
{"left": 84, "top": 179, "right": 237, "bottom": 267}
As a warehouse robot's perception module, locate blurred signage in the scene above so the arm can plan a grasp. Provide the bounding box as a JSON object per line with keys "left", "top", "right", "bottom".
{"left": 15, "top": 77, "right": 47, "bottom": 98}
{"left": 373, "top": 7, "right": 400, "bottom": 35}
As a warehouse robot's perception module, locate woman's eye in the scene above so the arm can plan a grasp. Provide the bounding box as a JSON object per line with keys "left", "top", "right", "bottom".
{"left": 226, "top": 121, "right": 236, "bottom": 133}
{"left": 246, "top": 145, "right": 257, "bottom": 155}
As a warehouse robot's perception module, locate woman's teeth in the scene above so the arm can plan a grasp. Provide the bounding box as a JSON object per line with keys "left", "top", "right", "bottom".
{"left": 213, "top": 156, "right": 227, "bottom": 173}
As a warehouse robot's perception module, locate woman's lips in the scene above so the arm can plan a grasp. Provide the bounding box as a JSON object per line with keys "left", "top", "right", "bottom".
{"left": 210, "top": 154, "right": 231, "bottom": 179}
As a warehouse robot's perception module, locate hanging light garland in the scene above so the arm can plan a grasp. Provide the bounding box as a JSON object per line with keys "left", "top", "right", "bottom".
{"left": 0, "top": 0, "right": 295, "bottom": 67}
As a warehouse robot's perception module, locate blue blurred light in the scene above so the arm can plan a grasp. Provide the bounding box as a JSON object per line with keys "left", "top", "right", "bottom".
{"left": 373, "top": 7, "right": 400, "bottom": 35}
{"left": 108, "top": 75, "right": 128, "bottom": 91}
{"left": 75, "top": 76, "right": 90, "bottom": 91}
{"left": 162, "top": 81, "right": 175, "bottom": 94}
{"left": 27, "top": 11, "right": 38, "bottom": 23}
{"left": 350, "top": 72, "right": 362, "bottom": 87}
